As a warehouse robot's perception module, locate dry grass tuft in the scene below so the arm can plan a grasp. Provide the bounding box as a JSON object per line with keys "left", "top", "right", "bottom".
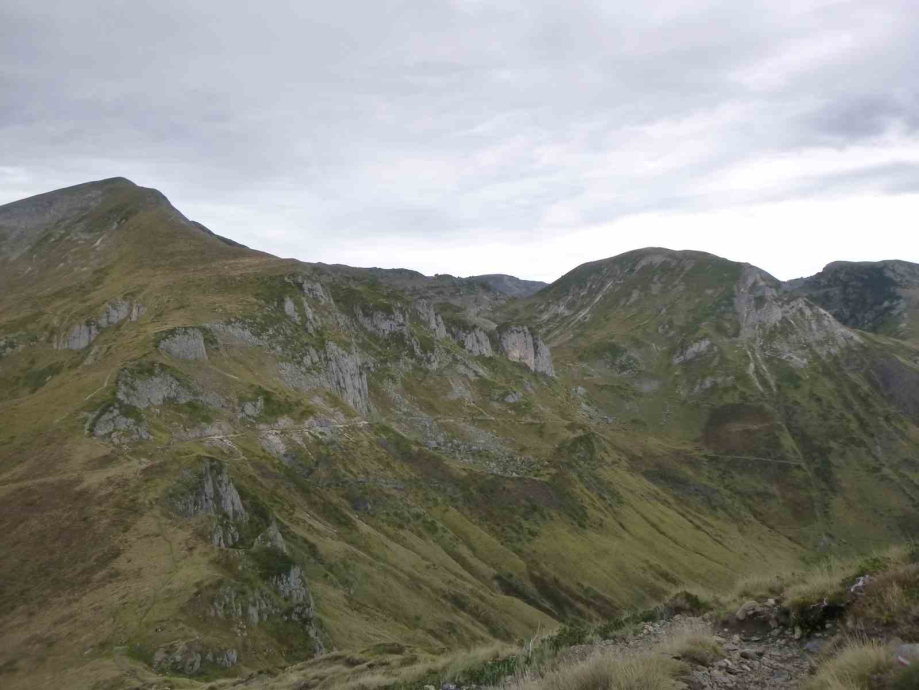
{"left": 530, "top": 651, "right": 681, "bottom": 690}
{"left": 805, "top": 641, "right": 891, "bottom": 690}
{"left": 660, "top": 620, "right": 723, "bottom": 667}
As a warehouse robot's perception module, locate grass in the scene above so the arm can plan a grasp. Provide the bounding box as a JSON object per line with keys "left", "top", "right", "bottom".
{"left": 528, "top": 652, "right": 681, "bottom": 690}
{"left": 805, "top": 641, "right": 891, "bottom": 690}
{"left": 5, "top": 181, "right": 919, "bottom": 690}
{"left": 660, "top": 619, "right": 723, "bottom": 666}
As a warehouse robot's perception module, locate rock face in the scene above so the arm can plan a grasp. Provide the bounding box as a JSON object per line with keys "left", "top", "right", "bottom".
{"left": 283, "top": 296, "right": 301, "bottom": 324}
{"left": 672, "top": 338, "right": 714, "bottom": 365}
{"left": 356, "top": 307, "right": 406, "bottom": 337}
{"left": 498, "top": 325, "right": 555, "bottom": 376}
{"left": 171, "top": 459, "right": 249, "bottom": 547}
{"left": 735, "top": 265, "right": 860, "bottom": 362}
{"left": 56, "top": 298, "right": 144, "bottom": 350}
{"left": 455, "top": 327, "right": 494, "bottom": 356}
{"left": 414, "top": 301, "right": 448, "bottom": 339}
{"left": 272, "top": 565, "right": 313, "bottom": 605}
{"left": 157, "top": 327, "right": 209, "bottom": 360}
{"left": 322, "top": 343, "right": 369, "bottom": 413}
{"left": 84, "top": 403, "right": 151, "bottom": 443}
{"left": 115, "top": 363, "right": 216, "bottom": 408}
{"left": 209, "top": 566, "right": 324, "bottom": 656}
{"left": 279, "top": 341, "right": 370, "bottom": 414}
{"left": 153, "top": 641, "right": 238, "bottom": 675}
{"left": 786, "top": 259, "right": 919, "bottom": 340}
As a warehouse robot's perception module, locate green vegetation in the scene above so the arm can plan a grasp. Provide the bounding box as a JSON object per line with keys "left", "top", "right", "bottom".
{"left": 3, "top": 183, "right": 919, "bottom": 689}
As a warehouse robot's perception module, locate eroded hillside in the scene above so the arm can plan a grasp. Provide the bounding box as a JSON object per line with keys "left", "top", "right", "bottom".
{"left": 1, "top": 180, "right": 918, "bottom": 689}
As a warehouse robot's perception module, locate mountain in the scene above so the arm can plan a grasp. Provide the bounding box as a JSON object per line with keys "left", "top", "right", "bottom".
{"left": 785, "top": 260, "right": 919, "bottom": 344}
{"left": 464, "top": 274, "right": 548, "bottom": 298}
{"left": 1, "top": 180, "right": 918, "bottom": 689}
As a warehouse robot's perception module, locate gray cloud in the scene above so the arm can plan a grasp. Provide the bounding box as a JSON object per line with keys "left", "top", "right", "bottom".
{"left": 2, "top": 0, "right": 918, "bottom": 279}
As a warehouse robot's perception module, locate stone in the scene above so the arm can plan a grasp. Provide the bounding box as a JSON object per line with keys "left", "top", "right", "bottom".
{"left": 157, "top": 327, "right": 209, "bottom": 360}
{"left": 283, "top": 296, "right": 301, "bottom": 324}
{"left": 804, "top": 639, "right": 826, "bottom": 654}
{"left": 56, "top": 298, "right": 143, "bottom": 350}
{"left": 171, "top": 459, "right": 248, "bottom": 547}
{"left": 85, "top": 403, "right": 151, "bottom": 443}
{"left": 497, "top": 325, "right": 555, "bottom": 375}
{"left": 736, "top": 600, "right": 759, "bottom": 621}
{"left": 897, "top": 644, "right": 919, "bottom": 662}
{"left": 793, "top": 626, "right": 803, "bottom": 640}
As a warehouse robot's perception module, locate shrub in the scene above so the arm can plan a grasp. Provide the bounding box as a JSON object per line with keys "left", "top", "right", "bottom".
{"left": 549, "top": 625, "right": 589, "bottom": 650}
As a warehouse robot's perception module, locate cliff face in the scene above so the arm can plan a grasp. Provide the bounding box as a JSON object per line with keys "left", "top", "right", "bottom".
{"left": 786, "top": 260, "right": 919, "bottom": 343}
{"left": 2, "top": 184, "right": 919, "bottom": 690}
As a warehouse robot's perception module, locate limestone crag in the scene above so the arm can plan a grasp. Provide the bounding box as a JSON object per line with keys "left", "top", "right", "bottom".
{"left": 55, "top": 298, "right": 144, "bottom": 350}
{"left": 255, "top": 522, "right": 288, "bottom": 553}
{"left": 673, "top": 338, "right": 715, "bottom": 365}
{"left": 356, "top": 307, "right": 407, "bottom": 337}
{"left": 454, "top": 327, "right": 494, "bottom": 357}
{"left": 280, "top": 341, "right": 370, "bottom": 414}
{"left": 271, "top": 565, "right": 313, "bottom": 606}
{"left": 152, "top": 641, "right": 238, "bottom": 676}
{"left": 414, "top": 301, "right": 448, "bottom": 340}
{"left": 157, "top": 327, "right": 209, "bottom": 360}
{"left": 115, "top": 363, "right": 220, "bottom": 409}
{"left": 283, "top": 296, "right": 301, "bottom": 324}
{"left": 171, "top": 459, "right": 249, "bottom": 547}
{"left": 498, "top": 325, "right": 555, "bottom": 376}
{"left": 209, "top": 578, "right": 324, "bottom": 655}
{"left": 734, "top": 266, "right": 860, "bottom": 362}
{"left": 85, "top": 403, "right": 151, "bottom": 443}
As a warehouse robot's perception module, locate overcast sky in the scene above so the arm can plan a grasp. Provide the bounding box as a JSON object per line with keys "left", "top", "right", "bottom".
{"left": 2, "top": 1, "right": 918, "bottom": 281}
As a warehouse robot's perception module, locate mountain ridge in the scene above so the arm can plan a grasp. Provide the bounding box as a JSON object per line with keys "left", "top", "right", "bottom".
{"left": 1, "top": 179, "right": 918, "bottom": 689}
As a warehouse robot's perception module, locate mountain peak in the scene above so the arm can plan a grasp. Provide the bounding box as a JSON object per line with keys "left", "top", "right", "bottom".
{"left": 465, "top": 273, "right": 548, "bottom": 297}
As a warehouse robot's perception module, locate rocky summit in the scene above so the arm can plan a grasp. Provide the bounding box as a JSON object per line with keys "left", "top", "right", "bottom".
{"left": 1, "top": 178, "right": 918, "bottom": 689}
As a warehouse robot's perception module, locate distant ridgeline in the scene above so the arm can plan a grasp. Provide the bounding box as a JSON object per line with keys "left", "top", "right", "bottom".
{"left": 1, "top": 178, "right": 918, "bottom": 688}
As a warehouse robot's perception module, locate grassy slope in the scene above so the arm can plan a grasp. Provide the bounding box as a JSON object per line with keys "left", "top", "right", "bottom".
{"left": 1, "top": 185, "right": 918, "bottom": 688}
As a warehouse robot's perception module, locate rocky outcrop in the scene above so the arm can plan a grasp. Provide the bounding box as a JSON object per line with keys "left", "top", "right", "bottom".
{"left": 209, "top": 573, "right": 324, "bottom": 655}
{"left": 454, "top": 327, "right": 494, "bottom": 356}
{"left": 292, "top": 275, "right": 332, "bottom": 304}
{"left": 156, "top": 327, "right": 209, "bottom": 360}
{"left": 786, "top": 259, "right": 919, "bottom": 337}
{"left": 272, "top": 564, "right": 313, "bottom": 606}
{"left": 672, "top": 338, "right": 715, "bottom": 365}
{"left": 57, "top": 322, "right": 100, "bottom": 351}
{"left": 115, "top": 363, "right": 220, "bottom": 409}
{"left": 84, "top": 403, "right": 151, "bottom": 443}
{"left": 55, "top": 298, "right": 144, "bottom": 350}
{"left": 414, "top": 301, "right": 448, "bottom": 339}
{"left": 283, "top": 296, "right": 301, "bottom": 324}
{"left": 175, "top": 459, "right": 247, "bottom": 521}
{"left": 322, "top": 343, "right": 369, "bottom": 413}
{"left": 498, "top": 325, "right": 555, "bottom": 376}
{"left": 255, "top": 521, "right": 288, "bottom": 553}
{"left": 171, "top": 458, "right": 248, "bottom": 547}
{"left": 735, "top": 265, "right": 860, "bottom": 359}
{"left": 279, "top": 341, "right": 370, "bottom": 414}
{"left": 153, "top": 641, "right": 238, "bottom": 675}
{"left": 356, "top": 307, "right": 407, "bottom": 337}
{"left": 0, "top": 335, "right": 23, "bottom": 359}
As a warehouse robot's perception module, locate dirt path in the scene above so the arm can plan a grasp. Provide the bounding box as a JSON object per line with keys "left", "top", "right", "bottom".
{"left": 562, "top": 615, "right": 817, "bottom": 689}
